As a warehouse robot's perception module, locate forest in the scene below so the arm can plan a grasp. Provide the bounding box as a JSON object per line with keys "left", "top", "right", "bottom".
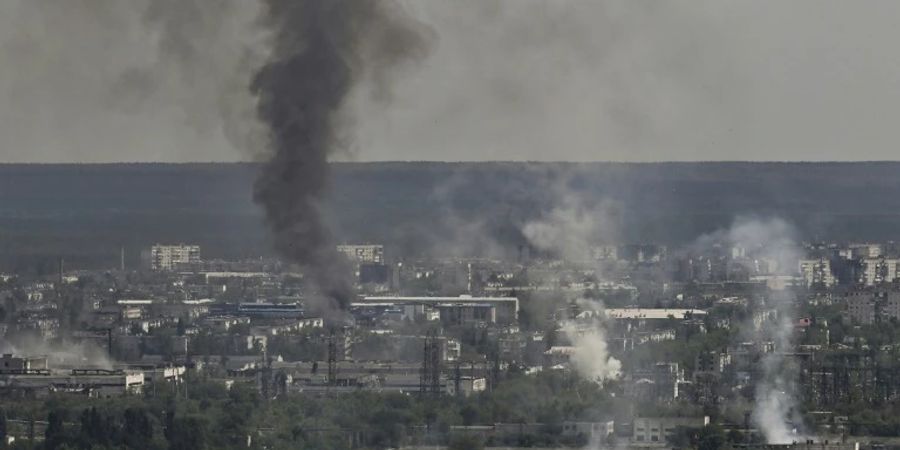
{"left": 5, "top": 161, "right": 900, "bottom": 270}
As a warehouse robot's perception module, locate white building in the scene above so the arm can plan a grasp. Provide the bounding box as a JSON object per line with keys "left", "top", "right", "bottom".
{"left": 632, "top": 416, "right": 709, "bottom": 444}
{"left": 357, "top": 295, "right": 519, "bottom": 325}
{"left": 562, "top": 421, "right": 615, "bottom": 442}
{"left": 337, "top": 244, "right": 384, "bottom": 264}
{"left": 591, "top": 245, "right": 619, "bottom": 261}
{"left": 799, "top": 259, "right": 835, "bottom": 287}
{"left": 850, "top": 243, "right": 882, "bottom": 259}
{"left": 456, "top": 377, "right": 487, "bottom": 397}
{"left": 603, "top": 308, "right": 706, "bottom": 320}
{"left": 860, "top": 258, "right": 900, "bottom": 286}
{"left": 148, "top": 244, "right": 200, "bottom": 270}
{"left": 0, "top": 369, "right": 144, "bottom": 397}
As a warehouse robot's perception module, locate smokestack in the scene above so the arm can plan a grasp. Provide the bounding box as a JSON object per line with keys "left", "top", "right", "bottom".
{"left": 251, "top": 0, "right": 432, "bottom": 311}
{"left": 120, "top": 246, "right": 125, "bottom": 272}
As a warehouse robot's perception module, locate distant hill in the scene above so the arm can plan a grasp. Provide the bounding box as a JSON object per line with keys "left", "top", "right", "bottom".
{"left": 2, "top": 161, "right": 900, "bottom": 271}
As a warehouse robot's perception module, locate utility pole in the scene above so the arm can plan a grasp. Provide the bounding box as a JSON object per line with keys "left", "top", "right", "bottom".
{"left": 490, "top": 345, "right": 501, "bottom": 392}
{"left": 454, "top": 361, "right": 461, "bottom": 397}
{"left": 420, "top": 333, "right": 429, "bottom": 396}
{"left": 327, "top": 330, "right": 338, "bottom": 390}
{"left": 420, "top": 331, "right": 442, "bottom": 396}
{"left": 429, "top": 336, "right": 441, "bottom": 395}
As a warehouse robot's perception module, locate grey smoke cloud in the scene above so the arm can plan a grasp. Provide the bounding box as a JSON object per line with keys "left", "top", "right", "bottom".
{"left": 0, "top": 0, "right": 432, "bottom": 312}
{"left": 752, "top": 292, "right": 811, "bottom": 444}
{"left": 0, "top": 0, "right": 263, "bottom": 163}
{"left": 689, "top": 217, "right": 801, "bottom": 275}
{"left": 692, "top": 218, "right": 810, "bottom": 443}
{"left": 251, "top": 0, "right": 433, "bottom": 311}
{"left": 562, "top": 299, "right": 621, "bottom": 383}
{"left": 355, "top": 0, "right": 900, "bottom": 162}
{"left": 522, "top": 193, "right": 620, "bottom": 262}
{"left": 1, "top": 336, "right": 113, "bottom": 370}
{"left": 3, "top": 1, "right": 900, "bottom": 162}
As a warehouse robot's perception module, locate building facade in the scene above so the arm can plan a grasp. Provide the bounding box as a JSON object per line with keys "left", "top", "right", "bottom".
{"left": 846, "top": 290, "right": 900, "bottom": 324}
{"left": 800, "top": 259, "right": 836, "bottom": 287}
{"left": 632, "top": 416, "right": 709, "bottom": 444}
{"left": 149, "top": 244, "right": 200, "bottom": 271}
{"left": 860, "top": 258, "right": 900, "bottom": 286}
{"left": 337, "top": 244, "right": 384, "bottom": 264}
{"left": 846, "top": 291, "right": 877, "bottom": 324}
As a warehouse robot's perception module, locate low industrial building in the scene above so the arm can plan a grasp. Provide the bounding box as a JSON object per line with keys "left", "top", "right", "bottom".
{"left": 0, "top": 362, "right": 144, "bottom": 398}
{"left": 356, "top": 296, "right": 519, "bottom": 325}
{"left": 632, "top": 416, "right": 709, "bottom": 444}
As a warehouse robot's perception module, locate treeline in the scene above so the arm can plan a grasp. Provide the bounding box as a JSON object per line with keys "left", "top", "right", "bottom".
{"left": 9, "top": 162, "right": 900, "bottom": 270}
{"left": 0, "top": 382, "right": 250, "bottom": 450}
{"left": 0, "top": 370, "right": 625, "bottom": 450}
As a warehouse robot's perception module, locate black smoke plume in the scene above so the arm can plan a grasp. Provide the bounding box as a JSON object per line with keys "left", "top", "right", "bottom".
{"left": 252, "top": 1, "right": 432, "bottom": 310}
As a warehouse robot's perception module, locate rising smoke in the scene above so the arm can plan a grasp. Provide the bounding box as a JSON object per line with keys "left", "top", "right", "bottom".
{"left": 517, "top": 180, "right": 622, "bottom": 382}
{"left": 561, "top": 299, "right": 622, "bottom": 383}
{"left": 0, "top": 0, "right": 433, "bottom": 312}
{"left": 752, "top": 301, "right": 808, "bottom": 444}
{"left": 691, "top": 217, "right": 809, "bottom": 443}
{"left": 688, "top": 217, "right": 799, "bottom": 275}
{"left": 0, "top": 0, "right": 265, "bottom": 163}
{"left": 1, "top": 337, "right": 113, "bottom": 370}
{"left": 251, "top": 1, "right": 433, "bottom": 311}
{"left": 522, "top": 194, "right": 620, "bottom": 262}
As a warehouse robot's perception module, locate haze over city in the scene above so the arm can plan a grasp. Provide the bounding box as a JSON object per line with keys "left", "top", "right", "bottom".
{"left": 2, "top": 2, "right": 900, "bottom": 450}
{"left": 3, "top": 0, "right": 900, "bottom": 163}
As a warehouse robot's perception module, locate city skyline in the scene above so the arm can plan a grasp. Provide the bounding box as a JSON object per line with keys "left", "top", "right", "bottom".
{"left": 4, "top": 2, "right": 900, "bottom": 448}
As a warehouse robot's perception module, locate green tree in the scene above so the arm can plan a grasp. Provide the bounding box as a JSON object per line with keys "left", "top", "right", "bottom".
{"left": 167, "top": 416, "right": 207, "bottom": 450}
{"left": 78, "top": 407, "right": 113, "bottom": 448}
{"left": 698, "top": 424, "right": 726, "bottom": 450}
{"left": 123, "top": 408, "right": 153, "bottom": 450}
{"left": 0, "top": 408, "right": 7, "bottom": 449}
{"left": 460, "top": 405, "right": 480, "bottom": 426}
{"left": 448, "top": 434, "right": 484, "bottom": 450}
{"left": 44, "top": 410, "right": 66, "bottom": 450}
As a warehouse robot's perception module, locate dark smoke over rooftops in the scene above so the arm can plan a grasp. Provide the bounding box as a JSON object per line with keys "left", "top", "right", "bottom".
{"left": 251, "top": 0, "right": 433, "bottom": 310}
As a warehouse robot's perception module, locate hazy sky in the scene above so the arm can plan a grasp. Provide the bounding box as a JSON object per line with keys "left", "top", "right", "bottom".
{"left": 2, "top": 0, "right": 900, "bottom": 163}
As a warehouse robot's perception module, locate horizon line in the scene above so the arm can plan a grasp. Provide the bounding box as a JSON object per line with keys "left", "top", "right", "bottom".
{"left": 3, "top": 159, "right": 900, "bottom": 165}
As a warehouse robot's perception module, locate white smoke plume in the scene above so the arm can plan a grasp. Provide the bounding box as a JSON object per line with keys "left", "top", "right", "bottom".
{"left": 754, "top": 387, "right": 798, "bottom": 444}
{"left": 521, "top": 176, "right": 621, "bottom": 262}
{"left": 751, "top": 293, "right": 811, "bottom": 444}
{"left": 517, "top": 179, "right": 623, "bottom": 382}
{"left": 689, "top": 216, "right": 800, "bottom": 275}
{"left": 1, "top": 336, "right": 113, "bottom": 370}
{"left": 523, "top": 197, "right": 620, "bottom": 263}
{"left": 694, "top": 217, "right": 810, "bottom": 443}
{"left": 561, "top": 299, "right": 621, "bottom": 383}
{"left": 413, "top": 166, "right": 623, "bottom": 261}
{"left": 722, "top": 219, "right": 811, "bottom": 443}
